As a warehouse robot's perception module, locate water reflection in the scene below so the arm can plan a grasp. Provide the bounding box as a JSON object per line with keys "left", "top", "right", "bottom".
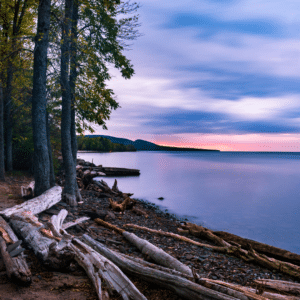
{"left": 78, "top": 151, "right": 300, "bottom": 254}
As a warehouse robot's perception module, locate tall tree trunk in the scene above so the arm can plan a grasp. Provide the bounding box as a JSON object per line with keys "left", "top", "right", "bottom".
{"left": 31, "top": 0, "right": 51, "bottom": 196}
{"left": 4, "top": 64, "right": 13, "bottom": 172}
{"left": 70, "top": 0, "right": 78, "bottom": 163}
{"left": 61, "top": 0, "right": 77, "bottom": 206}
{"left": 69, "top": 0, "right": 82, "bottom": 202}
{"left": 0, "top": 79, "right": 5, "bottom": 181}
{"left": 46, "top": 112, "right": 56, "bottom": 187}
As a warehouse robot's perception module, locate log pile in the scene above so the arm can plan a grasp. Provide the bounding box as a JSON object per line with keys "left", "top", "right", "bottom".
{"left": 1, "top": 177, "right": 300, "bottom": 299}
{"left": 56, "top": 158, "right": 140, "bottom": 188}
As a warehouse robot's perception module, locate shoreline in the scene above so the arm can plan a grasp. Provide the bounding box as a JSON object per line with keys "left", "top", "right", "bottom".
{"left": 0, "top": 170, "right": 300, "bottom": 299}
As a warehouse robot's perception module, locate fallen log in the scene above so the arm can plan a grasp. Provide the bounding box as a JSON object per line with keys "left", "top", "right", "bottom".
{"left": 0, "top": 236, "right": 31, "bottom": 286}
{"left": 9, "top": 211, "right": 74, "bottom": 270}
{"left": 48, "top": 209, "right": 147, "bottom": 300}
{"left": 253, "top": 279, "right": 300, "bottom": 296}
{"left": 199, "top": 278, "right": 267, "bottom": 300}
{"left": 0, "top": 186, "right": 63, "bottom": 218}
{"left": 209, "top": 280, "right": 300, "bottom": 300}
{"left": 95, "top": 219, "right": 193, "bottom": 277}
{"left": 181, "top": 223, "right": 231, "bottom": 247}
{"left": 0, "top": 216, "right": 31, "bottom": 285}
{"left": 125, "top": 224, "right": 300, "bottom": 280}
{"left": 81, "top": 234, "right": 240, "bottom": 300}
{"left": 125, "top": 223, "right": 226, "bottom": 251}
{"left": 71, "top": 238, "right": 147, "bottom": 300}
{"left": 214, "top": 231, "right": 300, "bottom": 265}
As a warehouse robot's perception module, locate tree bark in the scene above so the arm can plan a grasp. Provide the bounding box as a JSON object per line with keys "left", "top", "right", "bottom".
{"left": 4, "top": 64, "right": 13, "bottom": 172}
{"left": 46, "top": 113, "right": 56, "bottom": 187}
{"left": 61, "top": 0, "right": 77, "bottom": 206}
{"left": 0, "top": 81, "right": 5, "bottom": 180}
{"left": 31, "top": 0, "right": 51, "bottom": 196}
{"left": 69, "top": 0, "right": 83, "bottom": 203}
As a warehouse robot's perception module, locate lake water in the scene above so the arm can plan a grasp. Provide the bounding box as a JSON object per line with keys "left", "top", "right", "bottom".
{"left": 78, "top": 151, "right": 300, "bottom": 254}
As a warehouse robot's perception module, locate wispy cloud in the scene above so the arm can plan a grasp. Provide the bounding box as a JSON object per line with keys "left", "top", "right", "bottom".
{"left": 97, "top": 0, "right": 300, "bottom": 150}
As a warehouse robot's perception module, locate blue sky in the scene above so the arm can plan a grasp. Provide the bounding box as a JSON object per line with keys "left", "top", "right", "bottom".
{"left": 93, "top": 0, "right": 300, "bottom": 151}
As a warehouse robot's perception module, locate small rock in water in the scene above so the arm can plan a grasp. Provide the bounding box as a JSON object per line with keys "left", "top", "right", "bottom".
{"left": 158, "top": 197, "right": 164, "bottom": 200}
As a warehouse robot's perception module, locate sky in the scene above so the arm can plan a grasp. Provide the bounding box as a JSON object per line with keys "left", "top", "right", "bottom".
{"left": 92, "top": 0, "right": 300, "bottom": 151}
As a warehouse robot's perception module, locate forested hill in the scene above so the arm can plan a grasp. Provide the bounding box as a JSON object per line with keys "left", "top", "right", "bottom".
{"left": 77, "top": 136, "right": 136, "bottom": 152}
{"left": 84, "top": 135, "right": 220, "bottom": 152}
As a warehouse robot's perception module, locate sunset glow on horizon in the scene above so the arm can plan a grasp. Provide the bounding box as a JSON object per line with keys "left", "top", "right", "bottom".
{"left": 152, "top": 133, "right": 300, "bottom": 152}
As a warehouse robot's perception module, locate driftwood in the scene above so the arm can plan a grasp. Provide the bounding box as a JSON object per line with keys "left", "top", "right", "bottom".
{"left": 253, "top": 279, "right": 300, "bottom": 295}
{"left": 112, "top": 179, "right": 120, "bottom": 192}
{"left": 199, "top": 278, "right": 268, "bottom": 300}
{"left": 214, "top": 231, "right": 300, "bottom": 265}
{"left": 71, "top": 238, "right": 147, "bottom": 300}
{"left": 0, "top": 216, "right": 31, "bottom": 285}
{"left": 21, "top": 181, "right": 35, "bottom": 199}
{"left": 109, "top": 197, "right": 131, "bottom": 213}
{"left": 0, "top": 185, "right": 63, "bottom": 218}
{"left": 48, "top": 209, "right": 147, "bottom": 300}
{"left": 208, "top": 280, "right": 300, "bottom": 300}
{"left": 181, "top": 223, "right": 231, "bottom": 247}
{"left": 125, "top": 224, "right": 300, "bottom": 280}
{"left": 9, "top": 211, "right": 74, "bottom": 270}
{"left": 82, "top": 234, "right": 244, "bottom": 300}
{"left": 62, "top": 217, "right": 90, "bottom": 230}
{"left": 95, "top": 219, "right": 193, "bottom": 277}
{"left": 125, "top": 223, "right": 226, "bottom": 251}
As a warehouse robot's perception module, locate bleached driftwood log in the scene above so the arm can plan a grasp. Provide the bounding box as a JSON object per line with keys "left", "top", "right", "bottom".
{"left": 62, "top": 217, "right": 90, "bottom": 230}
{"left": 9, "top": 211, "right": 74, "bottom": 269}
{"left": 71, "top": 238, "right": 147, "bottom": 300}
{"left": 125, "top": 224, "right": 300, "bottom": 280}
{"left": 181, "top": 223, "right": 231, "bottom": 247}
{"left": 253, "top": 279, "right": 300, "bottom": 295}
{"left": 206, "top": 280, "right": 300, "bottom": 300}
{"left": 0, "top": 186, "right": 62, "bottom": 218}
{"left": 0, "top": 216, "right": 31, "bottom": 285}
{"left": 95, "top": 219, "right": 193, "bottom": 277}
{"left": 49, "top": 209, "right": 147, "bottom": 300}
{"left": 21, "top": 181, "right": 35, "bottom": 199}
{"left": 81, "top": 234, "right": 240, "bottom": 300}
{"left": 213, "top": 231, "right": 300, "bottom": 265}
{"left": 125, "top": 223, "right": 226, "bottom": 251}
{"left": 199, "top": 278, "right": 267, "bottom": 300}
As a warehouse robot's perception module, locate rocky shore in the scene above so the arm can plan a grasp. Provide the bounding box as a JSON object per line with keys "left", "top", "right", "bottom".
{"left": 0, "top": 162, "right": 300, "bottom": 299}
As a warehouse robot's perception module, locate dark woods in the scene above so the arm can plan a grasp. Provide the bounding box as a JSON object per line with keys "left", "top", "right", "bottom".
{"left": 0, "top": 0, "right": 140, "bottom": 204}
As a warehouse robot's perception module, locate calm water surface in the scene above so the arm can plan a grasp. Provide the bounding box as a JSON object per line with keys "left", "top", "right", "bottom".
{"left": 78, "top": 151, "right": 300, "bottom": 254}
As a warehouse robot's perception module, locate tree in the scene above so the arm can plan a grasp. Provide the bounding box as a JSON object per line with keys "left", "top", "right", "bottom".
{"left": 31, "top": 0, "right": 52, "bottom": 196}
{"left": 0, "top": 0, "right": 36, "bottom": 177}
{"left": 61, "top": 0, "right": 77, "bottom": 205}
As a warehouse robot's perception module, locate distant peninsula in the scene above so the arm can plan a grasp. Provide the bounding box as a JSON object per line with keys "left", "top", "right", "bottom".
{"left": 79, "top": 135, "right": 220, "bottom": 152}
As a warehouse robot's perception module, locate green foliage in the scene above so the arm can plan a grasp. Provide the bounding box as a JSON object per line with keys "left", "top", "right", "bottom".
{"left": 47, "top": 0, "right": 140, "bottom": 133}
{"left": 77, "top": 136, "right": 136, "bottom": 152}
